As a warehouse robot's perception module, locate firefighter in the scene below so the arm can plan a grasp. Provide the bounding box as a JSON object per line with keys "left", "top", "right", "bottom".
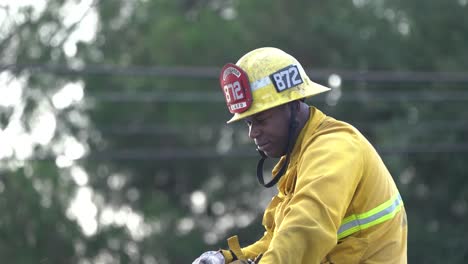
{"left": 192, "top": 47, "right": 407, "bottom": 264}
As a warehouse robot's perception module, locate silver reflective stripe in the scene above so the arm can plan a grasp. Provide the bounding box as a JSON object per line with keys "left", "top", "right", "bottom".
{"left": 251, "top": 76, "right": 271, "bottom": 91}
{"left": 338, "top": 194, "right": 403, "bottom": 239}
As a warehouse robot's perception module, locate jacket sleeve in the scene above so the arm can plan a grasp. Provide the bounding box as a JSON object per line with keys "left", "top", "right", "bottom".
{"left": 242, "top": 230, "right": 272, "bottom": 259}
{"left": 259, "top": 131, "right": 364, "bottom": 263}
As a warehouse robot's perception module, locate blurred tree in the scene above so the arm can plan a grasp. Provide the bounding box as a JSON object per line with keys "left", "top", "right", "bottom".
{"left": 1, "top": 0, "right": 467, "bottom": 263}
{"left": 0, "top": 1, "right": 101, "bottom": 263}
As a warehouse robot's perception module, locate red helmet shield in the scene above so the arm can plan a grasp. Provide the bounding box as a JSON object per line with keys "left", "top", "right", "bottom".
{"left": 219, "top": 63, "right": 253, "bottom": 114}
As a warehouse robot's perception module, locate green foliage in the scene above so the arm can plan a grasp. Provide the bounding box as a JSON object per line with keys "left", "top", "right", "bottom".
{"left": 1, "top": 0, "right": 467, "bottom": 263}
{"left": 0, "top": 163, "right": 81, "bottom": 263}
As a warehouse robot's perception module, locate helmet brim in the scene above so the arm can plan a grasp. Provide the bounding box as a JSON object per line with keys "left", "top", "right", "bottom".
{"left": 226, "top": 81, "right": 330, "bottom": 124}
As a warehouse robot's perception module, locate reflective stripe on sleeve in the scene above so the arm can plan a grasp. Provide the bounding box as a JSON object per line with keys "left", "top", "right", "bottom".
{"left": 337, "top": 194, "right": 403, "bottom": 239}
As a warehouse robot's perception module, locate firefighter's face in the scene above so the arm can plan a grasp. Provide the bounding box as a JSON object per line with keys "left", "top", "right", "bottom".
{"left": 245, "top": 104, "right": 291, "bottom": 158}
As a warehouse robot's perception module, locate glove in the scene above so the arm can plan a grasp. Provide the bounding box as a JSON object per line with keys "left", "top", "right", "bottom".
{"left": 192, "top": 251, "right": 225, "bottom": 264}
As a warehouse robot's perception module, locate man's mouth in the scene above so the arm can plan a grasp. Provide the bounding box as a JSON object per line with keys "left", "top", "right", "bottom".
{"left": 256, "top": 141, "right": 270, "bottom": 151}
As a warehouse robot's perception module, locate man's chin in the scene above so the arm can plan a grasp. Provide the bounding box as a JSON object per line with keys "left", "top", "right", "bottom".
{"left": 264, "top": 151, "right": 283, "bottom": 159}
{"left": 257, "top": 145, "right": 285, "bottom": 158}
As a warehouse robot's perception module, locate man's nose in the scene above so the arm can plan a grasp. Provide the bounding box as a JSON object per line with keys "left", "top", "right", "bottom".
{"left": 248, "top": 124, "right": 260, "bottom": 139}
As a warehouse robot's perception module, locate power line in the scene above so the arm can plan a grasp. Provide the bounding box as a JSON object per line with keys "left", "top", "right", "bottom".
{"left": 353, "top": 120, "right": 468, "bottom": 132}
{"left": 1, "top": 64, "right": 217, "bottom": 78}
{"left": 86, "top": 144, "right": 468, "bottom": 160}
{"left": 81, "top": 144, "right": 468, "bottom": 160}
{"left": 7, "top": 143, "right": 468, "bottom": 162}
{"left": 97, "top": 120, "right": 468, "bottom": 135}
{"left": 86, "top": 90, "right": 468, "bottom": 102}
{"left": 2, "top": 63, "right": 468, "bottom": 83}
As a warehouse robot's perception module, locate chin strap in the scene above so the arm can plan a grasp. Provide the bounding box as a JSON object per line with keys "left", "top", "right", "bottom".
{"left": 256, "top": 105, "right": 298, "bottom": 188}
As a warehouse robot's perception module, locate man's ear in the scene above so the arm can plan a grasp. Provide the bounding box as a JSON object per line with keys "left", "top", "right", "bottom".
{"left": 286, "top": 101, "right": 301, "bottom": 121}
{"left": 291, "top": 100, "right": 301, "bottom": 112}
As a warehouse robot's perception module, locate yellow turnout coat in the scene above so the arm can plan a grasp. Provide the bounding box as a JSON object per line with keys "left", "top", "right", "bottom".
{"left": 222, "top": 107, "right": 407, "bottom": 263}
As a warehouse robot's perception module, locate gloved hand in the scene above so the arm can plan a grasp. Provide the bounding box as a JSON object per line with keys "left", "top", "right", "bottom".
{"left": 192, "top": 251, "right": 225, "bottom": 264}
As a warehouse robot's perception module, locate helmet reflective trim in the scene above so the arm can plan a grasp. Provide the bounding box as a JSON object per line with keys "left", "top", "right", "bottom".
{"left": 251, "top": 76, "right": 272, "bottom": 91}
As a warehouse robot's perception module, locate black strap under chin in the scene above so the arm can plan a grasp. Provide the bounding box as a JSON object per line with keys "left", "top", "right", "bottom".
{"left": 256, "top": 105, "right": 298, "bottom": 188}
{"left": 256, "top": 149, "right": 292, "bottom": 188}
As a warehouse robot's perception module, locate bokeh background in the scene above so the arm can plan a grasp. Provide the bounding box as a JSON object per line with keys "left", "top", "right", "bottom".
{"left": 1, "top": 0, "right": 467, "bottom": 263}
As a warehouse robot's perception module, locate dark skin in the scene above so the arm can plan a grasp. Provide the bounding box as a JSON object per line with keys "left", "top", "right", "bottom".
{"left": 245, "top": 100, "right": 311, "bottom": 158}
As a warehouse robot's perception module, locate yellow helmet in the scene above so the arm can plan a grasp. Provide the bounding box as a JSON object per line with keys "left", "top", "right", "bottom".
{"left": 220, "top": 47, "right": 331, "bottom": 123}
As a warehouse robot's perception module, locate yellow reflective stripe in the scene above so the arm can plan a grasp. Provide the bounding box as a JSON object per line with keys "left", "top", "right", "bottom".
{"left": 338, "top": 194, "right": 403, "bottom": 239}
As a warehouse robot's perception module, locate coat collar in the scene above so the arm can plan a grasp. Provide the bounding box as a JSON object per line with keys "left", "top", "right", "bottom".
{"left": 273, "top": 106, "right": 327, "bottom": 194}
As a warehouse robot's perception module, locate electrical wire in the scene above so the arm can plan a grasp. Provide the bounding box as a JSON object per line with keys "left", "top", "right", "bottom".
{"left": 8, "top": 143, "right": 468, "bottom": 162}
{"left": 2, "top": 63, "right": 468, "bottom": 83}
{"left": 97, "top": 120, "right": 468, "bottom": 135}
{"left": 86, "top": 90, "right": 468, "bottom": 103}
